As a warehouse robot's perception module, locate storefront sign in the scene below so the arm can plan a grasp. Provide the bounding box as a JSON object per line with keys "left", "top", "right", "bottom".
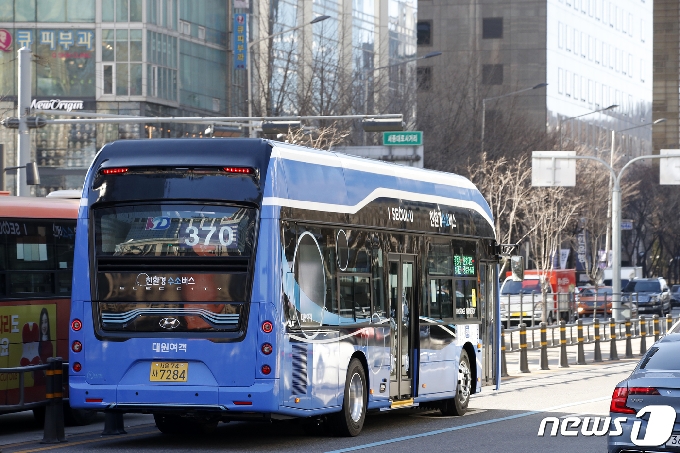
{"left": 31, "top": 99, "right": 84, "bottom": 111}
{"left": 15, "top": 29, "right": 94, "bottom": 51}
{"left": 0, "top": 29, "right": 11, "bottom": 52}
{"left": 233, "top": 14, "right": 247, "bottom": 70}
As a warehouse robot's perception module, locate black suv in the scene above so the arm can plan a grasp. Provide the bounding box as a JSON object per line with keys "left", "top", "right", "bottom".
{"left": 671, "top": 284, "right": 680, "bottom": 307}
{"left": 622, "top": 278, "right": 671, "bottom": 316}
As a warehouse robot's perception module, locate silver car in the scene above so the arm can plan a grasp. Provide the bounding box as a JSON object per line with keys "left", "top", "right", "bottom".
{"left": 608, "top": 334, "right": 680, "bottom": 452}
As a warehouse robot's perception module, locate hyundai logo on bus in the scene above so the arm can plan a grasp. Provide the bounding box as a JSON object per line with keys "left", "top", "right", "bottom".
{"left": 159, "top": 318, "right": 181, "bottom": 330}
{"left": 31, "top": 99, "right": 84, "bottom": 111}
{"left": 538, "top": 405, "right": 675, "bottom": 447}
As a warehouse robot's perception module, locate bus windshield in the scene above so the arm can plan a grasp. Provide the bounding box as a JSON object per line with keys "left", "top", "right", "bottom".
{"left": 501, "top": 279, "right": 541, "bottom": 295}
{"left": 94, "top": 204, "right": 256, "bottom": 258}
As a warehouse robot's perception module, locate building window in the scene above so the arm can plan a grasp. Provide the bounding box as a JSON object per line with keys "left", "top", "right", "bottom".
{"left": 417, "top": 67, "right": 432, "bottom": 91}
{"left": 417, "top": 21, "right": 431, "bottom": 46}
{"left": 147, "top": 31, "right": 178, "bottom": 101}
{"left": 198, "top": 26, "right": 206, "bottom": 40}
{"left": 482, "top": 18, "right": 503, "bottom": 39}
{"left": 180, "top": 20, "right": 190, "bottom": 35}
{"left": 101, "top": 28, "right": 144, "bottom": 96}
{"left": 102, "top": 0, "right": 142, "bottom": 22}
{"left": 103, "top": 65, "right": 113, "bottom": 94}
{"left": 482, "top": 64, "right": 503, "bottom": 85}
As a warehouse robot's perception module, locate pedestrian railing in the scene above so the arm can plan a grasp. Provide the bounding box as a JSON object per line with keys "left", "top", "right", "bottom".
{"left": 503, "top": 313, "right": 678, "bottom": 356}
{"left": 0, "top": 357, "right": 66, "bottom": 443}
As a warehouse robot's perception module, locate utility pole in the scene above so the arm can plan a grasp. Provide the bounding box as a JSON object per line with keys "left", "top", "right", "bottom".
{"left": 17, "top": 47, "right": 31, "bottom": 196}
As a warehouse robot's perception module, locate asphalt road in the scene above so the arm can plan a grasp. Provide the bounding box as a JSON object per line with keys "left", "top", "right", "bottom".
{"left": 0, "top": 358, "right": 637, "bottom": 453}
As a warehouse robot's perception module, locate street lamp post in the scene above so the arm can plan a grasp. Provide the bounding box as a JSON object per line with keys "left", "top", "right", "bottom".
{"left": 246, "top": 15, "right": 330, "bottom": 137}
{"left": 604, "top": 118, "right": 666, "bottom": 267}
{"left": 481, "top": 83, "right": 547, "bottom": 155}
{"left": 558, "top": 104, "right": 618, "bottom": 151}
{"left": 532, "top": 150, "right": 680, "bottom": 321}
{"left": 364, "top": 51, "right": 442, "bottom": 115}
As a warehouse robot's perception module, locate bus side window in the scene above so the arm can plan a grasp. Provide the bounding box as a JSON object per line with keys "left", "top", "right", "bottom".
{"left": 339, "top": 275, "right": 371, "bottom": 322}
{"left": 455, "top": 280, "right": 478, "bottom": 320}
{"left": 321, "top": 228, "right": 338, "bottom": 324}
{"left": 372, "top": 244, "right": 387, "bottom": 321}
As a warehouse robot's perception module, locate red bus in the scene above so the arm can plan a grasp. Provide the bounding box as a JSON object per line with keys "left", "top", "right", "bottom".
{"left": 0, "top": 191, "right": 91, "bottom": 424}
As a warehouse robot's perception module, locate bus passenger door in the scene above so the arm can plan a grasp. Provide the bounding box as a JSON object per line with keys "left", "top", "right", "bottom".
{"left": 388, "top": 255, "right": 415, "bottom": 400}
{"left": 481, "top": 262, "right": 497, "bottom": 386}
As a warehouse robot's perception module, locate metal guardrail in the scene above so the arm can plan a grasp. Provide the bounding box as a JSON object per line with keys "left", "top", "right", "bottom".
{"left": 0, "top": 357, "right": 66, "bottom": 443}
{"left": 503, "top": 313, "right": 678, "bottom": 354}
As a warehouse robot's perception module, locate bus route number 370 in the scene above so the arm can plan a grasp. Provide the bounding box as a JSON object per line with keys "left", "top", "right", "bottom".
{"left": 180, "top": 223, "right": 238, "bottom": 248}
{"left": 149, "top": 362, "right": 188, "bottom": 382}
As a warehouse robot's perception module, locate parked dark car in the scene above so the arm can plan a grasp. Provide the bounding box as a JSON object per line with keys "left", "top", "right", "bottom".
{"left": 671, "top": 285, "right": 680, "bottom": 307}
{"left": 608, "top": 334, "right": 680, "bottom": 453}
{"left": 622, "top": 278, "right": 671, "bottom": 316}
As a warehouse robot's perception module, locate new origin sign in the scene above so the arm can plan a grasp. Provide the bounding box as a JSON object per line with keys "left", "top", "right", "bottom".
{"left": 31, "top": 99, "right": 84, "bottom": 112}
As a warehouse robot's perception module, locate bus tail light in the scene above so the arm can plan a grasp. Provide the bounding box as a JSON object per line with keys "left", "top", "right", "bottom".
{"left": 233, "top": 401, "right": 252, "bottom": 406}
{"left": 71, "top": 319, "right": 82, "bottom": 331}
{"left": 261, "top": 321, "right": 273, "bottom": 333}
{"left": 72, "top": 341, "right": 82, "bottom": 353}
{"left": 73, "top": 362, "right": 82, "bottom": 372}
{"left": 261, "top": 365, "right": 271, "bottom": 375}
{"left": 223, "top": 167, "right": 254, "bottom": 174}
{"left": 85, "top": 398, "right": 103, "bottom": 403}
{"left": 261, "top": 343, "right": 272, "bottom": 355}
{"left": 101, "top": 167, "right": 128, "bottom": 175}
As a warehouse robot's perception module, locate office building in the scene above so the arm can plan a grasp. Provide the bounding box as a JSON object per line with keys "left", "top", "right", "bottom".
{"left": 416, "top": 0, "right": 653, "bottom": 158}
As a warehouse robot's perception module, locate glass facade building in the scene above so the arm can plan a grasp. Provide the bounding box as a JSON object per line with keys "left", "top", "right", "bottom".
{"left": 0, "top": 0, "right": 228, "bottom": 195}
{"left": 248, "top": 0, "right": 417, "bottom": 124}
{"left": 0, "top": 0, "right": 417, "bottom": 195}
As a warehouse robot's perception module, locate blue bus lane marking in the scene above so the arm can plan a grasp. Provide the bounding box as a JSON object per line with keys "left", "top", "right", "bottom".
{"left": 325, "top": 396, "right": 609, "bottom": 453}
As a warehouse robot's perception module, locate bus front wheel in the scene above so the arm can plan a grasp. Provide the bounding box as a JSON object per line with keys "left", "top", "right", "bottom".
{"left": 332, "top": 358, "right": 367, "bottom": 437}
{"left": 441, "top": 349, "right": 470, "bottom": 416}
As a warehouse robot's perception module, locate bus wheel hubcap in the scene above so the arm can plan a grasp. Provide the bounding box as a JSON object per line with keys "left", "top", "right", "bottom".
{"left": 459, "top": 360, "right": 471, "bottom": 402}
{"left": 349, "top": 372, "right": 364, "bottom": 422}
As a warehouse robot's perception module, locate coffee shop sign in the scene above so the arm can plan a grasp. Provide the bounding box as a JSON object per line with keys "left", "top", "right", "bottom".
{"left": 31, "top": 99, "right": 83, "bottom": 112}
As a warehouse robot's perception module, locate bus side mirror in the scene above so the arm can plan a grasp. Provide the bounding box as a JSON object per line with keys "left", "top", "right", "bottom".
{"left": 511, "top": 256, "right": 524, "bottom": 281}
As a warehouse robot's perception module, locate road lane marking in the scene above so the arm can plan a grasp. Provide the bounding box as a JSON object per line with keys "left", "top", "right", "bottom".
{"left": 325, "top": 396, "right": 610, "bottom": 453}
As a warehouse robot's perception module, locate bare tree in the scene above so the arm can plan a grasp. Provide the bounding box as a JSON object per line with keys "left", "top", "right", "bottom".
{"left": 280, "top": 123, "right": 350, "bottom": 150}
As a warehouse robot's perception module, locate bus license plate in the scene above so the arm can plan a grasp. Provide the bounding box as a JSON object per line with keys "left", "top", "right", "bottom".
{"left": 150, "top": 362, "right": 188, "bottom": 382}
{"left": 666, "top": 434, "right": 680, "bottom": 447}
{"left": 511, "top": 312, "right": 528, "bottom": 317}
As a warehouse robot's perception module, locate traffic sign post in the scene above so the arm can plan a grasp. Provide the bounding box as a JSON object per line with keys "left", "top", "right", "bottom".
{"left": 531, "top": 150, "right": 680, "bottom": 321}
{"left": 383, "top": 131, "right": 422, "bottom": 146}
{"left": 621, "top": 220, "right": 633, "bottom": 231}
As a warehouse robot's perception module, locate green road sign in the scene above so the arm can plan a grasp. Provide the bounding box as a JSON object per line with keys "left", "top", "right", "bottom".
{"left": 383, "top": 131, "right": 422, "bottom": 146}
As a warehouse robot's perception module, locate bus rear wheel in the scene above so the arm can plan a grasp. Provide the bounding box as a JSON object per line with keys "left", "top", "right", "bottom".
{"left": 332, "top": 358, "right": 367, "bottom": 437}
{"left": 441, "top": 349, "right": 471, "bottom": 416}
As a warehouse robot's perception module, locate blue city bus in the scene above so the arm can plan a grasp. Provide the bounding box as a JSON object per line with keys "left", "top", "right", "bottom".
{"left": 69, "top": 139, "right": 501, "bottom": 436}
